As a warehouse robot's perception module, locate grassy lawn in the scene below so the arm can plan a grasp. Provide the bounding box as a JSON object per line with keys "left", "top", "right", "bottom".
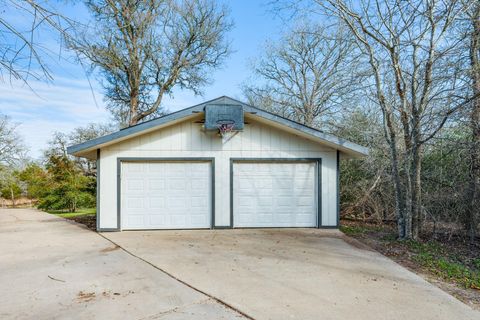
{"left": 46, "top": 208, "right": 96, "bottom": 218}
{"left": 45, "top": 208, "right": 97, "bottom": 230}
{"left": 406, "top": 240, "right": 480, "bottom": 290}
{"left": 341, "top": 220, "right": 480, "bottom": 308}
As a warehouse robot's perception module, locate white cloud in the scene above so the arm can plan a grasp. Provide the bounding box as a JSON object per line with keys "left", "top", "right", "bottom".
{"left": 0, "top": 75, "right": 240, "bottom": 160}
{"left": 0, "top": 77, "right": 110, "bottom": 159}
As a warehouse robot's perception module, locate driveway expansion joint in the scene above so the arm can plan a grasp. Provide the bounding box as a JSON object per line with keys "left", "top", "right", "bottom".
{"left": 97, "top": 233, "right": 255, "bottom": 320}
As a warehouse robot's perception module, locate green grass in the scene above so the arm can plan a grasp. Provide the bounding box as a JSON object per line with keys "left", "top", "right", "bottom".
{"left": 406, "top": 240, "right": 480, "bottom": 290}
{"left": 46, "top": 208, "right": 96, "bottom": 218}
{"left": 341, "top": 222, "right": 480, "bottom": 290}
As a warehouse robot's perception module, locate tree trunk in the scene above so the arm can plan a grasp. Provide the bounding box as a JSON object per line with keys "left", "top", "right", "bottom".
{"left": 392, "top": 153, "right": 406, "bottom": 239}
{"left": 467, "top": 5, "right": 480, "bottom": 243}
{"left": 10, "top": 187, "right": 15, "bottom": 208}
{"left": 411, "top": 143, "right": 422, "bottom": 239}
{"left": 403, "top": 157, "right": 413, "bottom": 240}
{"left": 304, "top": 106, "right": 315, "bottom": 127}
{"left": 129, "top": 88, "right": 139, "bottom": 126}
{"left": 384, "top": 112, "right": 407, "bottom": 239}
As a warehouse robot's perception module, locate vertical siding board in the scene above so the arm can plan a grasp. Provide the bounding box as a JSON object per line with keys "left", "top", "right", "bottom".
{"left": 261, "top": 125, "right": 271, "bottom": 151}
{"left": 171, "top": 125, "right": 181, "bottom": 150}
{"left": 249, "top": 122, "right": 259, "bottom": 150}
{"left": 241, "top": 122, "right": 251, "bottom": 150}
{"left": 270, "top": 126, "right": 280, "bottom": 151}
{"left": 183, "top": 121, "right": 192, "bottom": 151}
{"left": 201, "top": 129, "right": 212, "bottom": 151}
{"left": 232, "top": 131, "right": 242, "bottom": 150}
{"left": 191, "top": 123, "right": 201, "bottom": 151}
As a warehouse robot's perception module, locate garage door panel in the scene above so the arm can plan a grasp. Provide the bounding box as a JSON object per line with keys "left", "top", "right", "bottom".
{"left": 121, "top": 161, "right": 211, "bottom": 230}
{"left": 294, "top": 180, "right": 312, "bottom": 189}
{"left": 126, "top": 178, "right": 144, "bottom": 191}
{"left": 191, "top": 196, "right": 207, "bottom": 207}
{"left": 125, "top": 197, "right": 144, "bottom": 210}
{"left": 173, "top": 214, "right": 187, "bottom": 222}
{"left": 257, "top": 196, "right": 273, "bottom": 207}
{"left": 191, "top": 179, "right": 208, "bottom": 190}
{"left": 126, "top": 163, "right": 145, "bottom": 173}
{"left": 191, "top": 215, "right": 208, "bottom": 225}
{"left": 148, "top": 163, "right": 164, "bottom": 172}
{"left": 277, "top": 197, "right": 293, "bottom": 206}
{"left": 233, "top": 162, "right": 317, "bottom": 228}
{"left": 258, "top": 214, "right": 273, "bottom": 223}
{"left": 191, "top": 166, "right": 209, "bottom": 176}
{"left": 277, "top": 214, "right": 293, "bottom": 223}
{"left": 297, "top": 196, "right": 314, "bottom": 206}
{"left": 301, "top": 215, "right": 317, "bottom": 223}
{"left": 166, "top": 164, "right": 186, "bottom": 175}
{"left": 276, "top": 188, "right": 294, "bottom": 196}
{"left": 237, "top": 214, "right": 253, "bottom": 223}
{"left": 275, "top": 206, "right": 293, "bottom": 213}
{"left": 296, "top": 190, "right": 314, "bottom": 197}
{"left": 126, "top": 215, "right": 144, "bottom": 226}
{"left": 168, "top": 179, "right": 185, "bottom": 190}
{"left": 149, "top": 214, "right": 165, "bottom": 223}
{"left": 238, "top": 178, "right": 254, "bottom": 190}
{"left": 149, "top": 179, "right": 165, "bottom": 190}
{"left": 276, "top": 179, "right": 292, "bottom": 189}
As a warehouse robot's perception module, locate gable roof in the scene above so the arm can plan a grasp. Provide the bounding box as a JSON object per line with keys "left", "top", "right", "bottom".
{"left": 67, "top": 96, "right": 368, "bottom": 158}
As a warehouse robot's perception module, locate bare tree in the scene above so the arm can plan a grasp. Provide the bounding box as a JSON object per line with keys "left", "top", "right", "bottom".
{"left": 243, "top": 24, "right": 357, "bottom": 128}
{"left": 69, "top": 0, "right": 232, "bottom": 126}
{"left": 321, "top": 0, "right": 476, "bottom": 240}
{"left": 44, "top": 132, "right": 69, "bottom": 159}
{"left": 0, "top": 114, "right": 26, "bottom": 166}
{"left": 69, "top": 122, "right": 116, "bottom": 146}
{"left": 464, "top": 1, "right": 480, "bottom": 242}
{"left": 69, "top": 122, "right": 116, "bottom": 175}
{"left": 0, "top": 0, "right": 76, "bottom": 83}
{"left": 271, "top": 0, "right": 473, "bottom": 239}
{"left": 44, "top": 123, "right": 115, "bottom": 175}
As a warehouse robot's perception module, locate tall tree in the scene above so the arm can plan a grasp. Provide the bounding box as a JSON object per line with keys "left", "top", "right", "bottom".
{"left": 274, "top": 0, "right": 472, "bottom": 239}
{"left": 70, "top": 0, "right": 232, "bottom": 126}
{"left": 243, "top": 24, "right": 357, "bottom": 128}
{"left": 326, "top": 0, "right": 473, "bottom": 240}
{"left": 465, "top": 2, "right": 480, "bottom": 242}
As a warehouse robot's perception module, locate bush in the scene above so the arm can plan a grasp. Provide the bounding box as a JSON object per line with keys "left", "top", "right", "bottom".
{"left": 19, "top": 156, "right": 96, "bottom": 212}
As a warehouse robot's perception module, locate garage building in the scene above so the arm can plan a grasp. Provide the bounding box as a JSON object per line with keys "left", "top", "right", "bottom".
{"left": 67, "top": 96, "right": 368, "bottom": 231}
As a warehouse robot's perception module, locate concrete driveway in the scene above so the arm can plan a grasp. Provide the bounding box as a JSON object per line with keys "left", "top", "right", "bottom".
{"left": 0, "top": 209, "right": 244, "bottom": 319}
{"left": 104, "top": 229, "right": 480, "bottom": 320}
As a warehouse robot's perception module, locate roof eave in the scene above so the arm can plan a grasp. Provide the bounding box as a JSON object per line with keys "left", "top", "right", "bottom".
{"left": 67, "top": 96, "right": 369, "bottom": 159}
{"left": 242, "top": 106, "right": 368, "bottom": 158}
{"left": 67, "top": 104, "right": 206, "bottom": 157}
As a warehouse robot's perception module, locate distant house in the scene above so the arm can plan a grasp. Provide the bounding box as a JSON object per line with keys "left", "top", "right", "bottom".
{"left": 68, "top": 96, "right": 368, "bottom": 231}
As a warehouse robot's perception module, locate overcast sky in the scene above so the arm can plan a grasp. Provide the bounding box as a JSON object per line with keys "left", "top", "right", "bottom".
{"left": 0, "top": 0, "right": 285, "bottom": 159}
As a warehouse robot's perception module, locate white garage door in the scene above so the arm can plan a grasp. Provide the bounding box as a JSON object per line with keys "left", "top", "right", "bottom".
{"left": 121, "top": 161, "right": 212, "bottom": 230}
{"left": 233, "top": 162, "right": 317, "bottom": 228}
